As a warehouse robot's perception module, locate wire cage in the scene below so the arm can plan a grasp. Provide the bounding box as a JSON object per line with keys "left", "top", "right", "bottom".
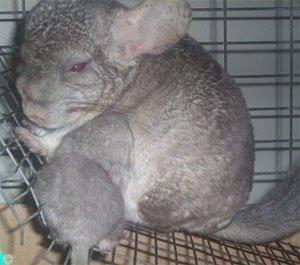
{"left": 0, "top": 0, "right": 299, "bottom": 264}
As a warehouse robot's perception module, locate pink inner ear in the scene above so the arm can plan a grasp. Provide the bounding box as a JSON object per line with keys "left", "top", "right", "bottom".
{"left": 111, "top": 0, "right": 191, "bottom": 60}
{"left": 119, "top": 22, "right": 175, "bottom": 59}
{"left": 123, "top": 42, "right": 154, "bottom": 60}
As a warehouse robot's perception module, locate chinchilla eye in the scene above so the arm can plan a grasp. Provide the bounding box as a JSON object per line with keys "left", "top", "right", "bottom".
{"left": 69, "top": 62, "right": 87, "bottom": 72}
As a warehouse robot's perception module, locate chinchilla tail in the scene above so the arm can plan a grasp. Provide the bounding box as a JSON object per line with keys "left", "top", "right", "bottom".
{"left": 214, "top": 170, "right": 300, "bottom": 243}
{"left": 70, "top": 244, "right": 90, "bottom": 265}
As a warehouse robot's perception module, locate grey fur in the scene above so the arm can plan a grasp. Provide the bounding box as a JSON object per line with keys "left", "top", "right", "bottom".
{"left": 33, "top": 115, "right": 132, "bottom": 265}
{"left": 215, "top": 170, "right": 300, "bottom": 243}
{"left": 16, "top": 0, "right": 299, "bottom": 244}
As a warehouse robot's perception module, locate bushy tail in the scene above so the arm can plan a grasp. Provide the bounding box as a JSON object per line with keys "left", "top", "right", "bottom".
{"left": 214, "top": 170, "right": 300, "bottom": 243}
{"left": 71, "top": 244, "right": 90, "bottom": 265}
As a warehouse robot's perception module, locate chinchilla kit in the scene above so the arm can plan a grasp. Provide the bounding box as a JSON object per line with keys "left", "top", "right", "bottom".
{"left": 0, "top": 0, "right": 299, "bottom": 264}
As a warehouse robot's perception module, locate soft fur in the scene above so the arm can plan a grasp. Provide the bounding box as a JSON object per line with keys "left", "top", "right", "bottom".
{"left": 33, "top": 115, "right": 132, "bottom": 265}
{"left": 16, "top": 0, "right": 299, "bottom": 244}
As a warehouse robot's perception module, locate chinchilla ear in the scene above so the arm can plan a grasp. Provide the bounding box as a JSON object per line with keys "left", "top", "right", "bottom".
{"left": 25, "top": 0, "right": 56, "bottom": 34}
{"left": 110, "top": 0, "right": 191, "bottom": 61}
{"left": 25, "top": 0, "right": 81, "bottom": 37}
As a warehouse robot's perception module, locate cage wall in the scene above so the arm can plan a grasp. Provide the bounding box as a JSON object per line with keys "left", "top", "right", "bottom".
{"left": 0, "top": 0, "right": 299, "bottom": 265}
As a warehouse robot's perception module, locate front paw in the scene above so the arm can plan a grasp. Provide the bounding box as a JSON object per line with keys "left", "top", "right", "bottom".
{"left": 15, "top": 126, "right": 44, "bottom": 155}
{"left": 22, "top": 119, "right": 47, "bottom": 136}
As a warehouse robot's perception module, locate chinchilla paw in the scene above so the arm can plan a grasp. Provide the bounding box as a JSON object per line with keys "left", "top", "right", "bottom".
{"left": 98, "top": 239, "right": 118, "bottom": 253}
{"left": 15, "top": 126, "right": 43, "bottom": 154}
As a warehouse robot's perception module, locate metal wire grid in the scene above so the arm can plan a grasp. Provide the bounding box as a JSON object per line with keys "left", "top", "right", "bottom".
{"left": 38, "top": 224, "right": 300, "bottom": 265}
{"left": 0, "top": 47, "right": 44, "bottom": 245}
{"left": 0, "top": 0, "right": 299, "bottom": 264}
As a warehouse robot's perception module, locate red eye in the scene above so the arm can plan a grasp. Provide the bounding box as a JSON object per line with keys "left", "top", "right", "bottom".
{"left": 69, "top": 62, "right": 87, "bottom": 72}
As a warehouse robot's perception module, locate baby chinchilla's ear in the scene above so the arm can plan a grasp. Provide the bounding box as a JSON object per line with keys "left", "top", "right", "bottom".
{"left": 108, "top": 0, "right": 191, "bottom": 62}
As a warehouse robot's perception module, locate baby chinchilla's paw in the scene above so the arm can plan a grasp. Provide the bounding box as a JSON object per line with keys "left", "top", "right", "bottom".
{"left": 98, "top": 238, "right": 119, "bottom": 254}
{"left": 98, "top": 222, "right": 124, "bottom": 253}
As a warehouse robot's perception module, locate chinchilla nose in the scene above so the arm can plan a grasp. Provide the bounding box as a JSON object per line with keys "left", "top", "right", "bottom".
{"left": 29, "top": 113, "right": 47, "bottom": 123}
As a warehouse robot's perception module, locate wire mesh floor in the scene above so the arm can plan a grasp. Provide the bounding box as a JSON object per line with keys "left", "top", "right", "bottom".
{"left": 39, "top": 224, "right": 300, "bottom": 265}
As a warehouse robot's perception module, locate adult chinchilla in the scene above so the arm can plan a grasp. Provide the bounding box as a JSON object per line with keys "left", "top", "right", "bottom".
{"left": 16, "top": 0, "right": 299, "bottom": 243}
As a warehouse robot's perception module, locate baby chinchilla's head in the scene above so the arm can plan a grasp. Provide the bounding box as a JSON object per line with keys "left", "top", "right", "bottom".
{"left": 16, "top": 0, "right": 191, "bottom": 129}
